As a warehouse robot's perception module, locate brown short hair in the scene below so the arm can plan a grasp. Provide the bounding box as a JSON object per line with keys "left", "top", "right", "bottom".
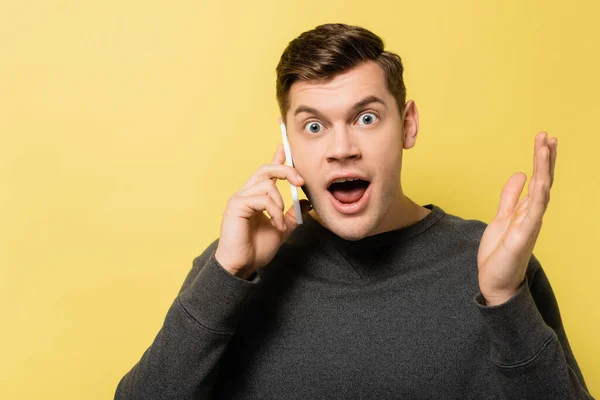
{"left": 276, "top": 23, "right": 407, "bottom": 122}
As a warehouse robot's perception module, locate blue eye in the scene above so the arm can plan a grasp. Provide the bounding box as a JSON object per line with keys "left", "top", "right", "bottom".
{"left": 357, "top": 112, "right": 377, "bottom": 125}
{"left": 304, "top": 121, "right": 324, "bottom": 134}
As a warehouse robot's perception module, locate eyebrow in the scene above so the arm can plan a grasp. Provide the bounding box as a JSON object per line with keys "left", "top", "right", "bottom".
{"left": 293, "top": 95, "right": 387, "bottom": 119}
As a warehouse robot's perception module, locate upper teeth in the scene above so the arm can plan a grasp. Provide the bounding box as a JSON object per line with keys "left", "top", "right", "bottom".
{"left": 333, "top": 178, "right": 359, "bottom": 184}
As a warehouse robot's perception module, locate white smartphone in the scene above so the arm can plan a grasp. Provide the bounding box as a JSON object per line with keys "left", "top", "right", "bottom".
{"left": 279, "top": 120, "right": 303, "bottom": 225}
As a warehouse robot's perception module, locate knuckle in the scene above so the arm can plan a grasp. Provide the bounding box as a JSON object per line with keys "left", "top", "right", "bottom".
{"left": 544, "top": 180, "right": 551, "bottom": 189}
{"left": 259, "top": 163, "right": 272, "bottom": 173}
{"left": 262, "top": 194, "right": 273, "bottom": 204}
{"left": 534, "top": 178, "right": 549, "bottom": 189}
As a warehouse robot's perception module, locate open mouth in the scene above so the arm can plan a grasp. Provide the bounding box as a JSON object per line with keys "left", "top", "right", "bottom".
{"left": 327, "top": 178, "right": 371, "bottom": 205}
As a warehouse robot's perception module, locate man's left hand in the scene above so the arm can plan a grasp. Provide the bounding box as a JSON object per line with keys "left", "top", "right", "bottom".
{"left": 477, "top": 131, "right": 558, "bottom": 306}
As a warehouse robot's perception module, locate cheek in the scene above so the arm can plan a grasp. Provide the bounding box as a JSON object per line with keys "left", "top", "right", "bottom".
{"left": 367, "top": 148, "right": 403, "bottom": 188}
{"left": 291, "top": 144, "right": 323, "bottom": 179}
{"left": 364, "top": 137, "right": 402, "bottom": 168}
{"left": 383, "top": 150, "right": 403, "bottom": 176}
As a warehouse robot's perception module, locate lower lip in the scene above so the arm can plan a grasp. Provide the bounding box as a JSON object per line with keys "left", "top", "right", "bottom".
{"left": 327, "top": 184, "right": 371, "bottom": 215}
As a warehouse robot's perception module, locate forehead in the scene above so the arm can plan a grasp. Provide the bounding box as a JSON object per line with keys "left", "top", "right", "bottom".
{"left": 287, "top": 61, "right": 392, "bottom": 116}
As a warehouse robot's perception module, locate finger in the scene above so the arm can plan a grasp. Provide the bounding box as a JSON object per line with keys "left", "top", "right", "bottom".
{"left": 233, "top": 194, "right": 286, "bottom": 231}
{"left": 523, "top": 146, "right": 550, "bottom": 232}
{"left": 237, "top": 179, "right": 285, "bottom": 211}
{"left": 269, "top": 144, "right": 286, "bottom": 185}
{"left": 242, "top": 164, "right": 304, "bottom": 189}
{"left": 528, "top": 132, "right": 547, "bottom": 199}
{"left": 528, "top": 132, "right": 546, "bottom": 198}
{"left": 283, "top": 199, "right": 312, "bottom": 231}
{"left": 548, "top": 137, "right": 557, "bottom": 187}
{"left": 495, "top": 172, "right": 527, "bottom": 219}
{"left": 535, "top": 142, "right": 551, "bottom": 204}
{"left": 522, "top": 182, "right": 547, "bottom": 237}
{"left": 533, "top": 137, "right": 550, "bottom": 182}
{"left": 271, "top": 144, "right": 285, "bottom": 165}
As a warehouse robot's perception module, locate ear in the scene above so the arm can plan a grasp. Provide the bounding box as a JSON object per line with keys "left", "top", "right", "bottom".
{"left": 402, "top": 100, "right": 419, "bottom": 150}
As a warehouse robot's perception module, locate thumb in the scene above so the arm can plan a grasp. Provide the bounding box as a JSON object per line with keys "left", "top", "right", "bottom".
{"left": 283, "top": 199, "right": 312, "bottom": 231}
{"left": 496, "top": 172, "right": 527, "bottom": 219}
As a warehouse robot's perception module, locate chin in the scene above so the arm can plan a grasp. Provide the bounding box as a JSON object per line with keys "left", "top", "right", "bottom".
{"left": 335, "top": 228, "right": 371, "bottom": 241}
{"left": 317, "top": 209, "right": 379, "bottom": 241}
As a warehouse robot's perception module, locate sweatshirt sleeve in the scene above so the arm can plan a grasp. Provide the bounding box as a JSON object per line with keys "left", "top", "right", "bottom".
{"left": 114, "top": 239, "right": 261, "bottom": 399}
{"left": 474, "top": 254, "right": 594, "bottom": 399}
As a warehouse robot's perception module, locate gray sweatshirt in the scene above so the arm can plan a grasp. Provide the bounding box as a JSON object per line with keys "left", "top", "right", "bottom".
{"left": 114, "top": 204, "right": 594, "bottom": 399}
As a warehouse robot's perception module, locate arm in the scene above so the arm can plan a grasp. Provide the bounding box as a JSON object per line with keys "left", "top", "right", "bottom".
{"left": 114, "top": 240, "right": 261, "bottom": 399}
{"left": 114, "top": 145, "right": 309, "bottom": 399}
{"left": 475, "top": 254, "right": 594, "bottom": 399}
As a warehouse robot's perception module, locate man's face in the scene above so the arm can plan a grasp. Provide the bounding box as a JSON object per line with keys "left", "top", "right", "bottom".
{"left": 285, "top": 60, "right": 416, "bottom": 240}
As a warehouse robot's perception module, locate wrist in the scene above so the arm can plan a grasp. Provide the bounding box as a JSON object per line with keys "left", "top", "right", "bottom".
{"left": 481, "top": 291, "right": 516, "bottom": 306}
{"left": 214, "top": 249, "right": 255, "bottom": 280}
{"left": 479, "top": 275, "right": 525, "bottom": 306}
{"left": 480, "top": 281, "right": 525, "bottom": 306}
{"left": 229, "top": 268, "right": 255, "bottom": 280}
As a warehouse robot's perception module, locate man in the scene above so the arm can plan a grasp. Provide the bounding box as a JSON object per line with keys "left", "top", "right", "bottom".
{"left": 115, "top": 23, "right": 593, "bottom": 399}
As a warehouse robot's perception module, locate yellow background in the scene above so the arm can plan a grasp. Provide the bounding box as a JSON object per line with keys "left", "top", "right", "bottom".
{"left": 2, "top": 0, "right": 598, "bottom": 398}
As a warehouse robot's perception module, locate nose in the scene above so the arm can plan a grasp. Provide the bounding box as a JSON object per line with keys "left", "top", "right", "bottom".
{"left": 325, "top": 125, "right": 361, "bottom": 162}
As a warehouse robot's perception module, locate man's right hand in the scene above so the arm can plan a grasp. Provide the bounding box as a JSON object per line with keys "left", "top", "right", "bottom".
{"left": 214, "top": 144, "right": 310, "bottom": 279}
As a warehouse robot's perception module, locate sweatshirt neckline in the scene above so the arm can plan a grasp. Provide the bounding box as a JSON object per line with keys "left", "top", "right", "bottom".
{"left": 303, "top": 204, "right": 445, "bottom": 245}
{"left": 301, "top": 204, "right": 446, "bottom": 279}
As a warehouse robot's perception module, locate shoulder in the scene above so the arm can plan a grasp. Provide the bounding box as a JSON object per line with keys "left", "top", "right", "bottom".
{"left": 436, "top": 208, "right": 543, "bottom": 280}
{"left": 434, "top": 207, "right": 489, "bottom": 244}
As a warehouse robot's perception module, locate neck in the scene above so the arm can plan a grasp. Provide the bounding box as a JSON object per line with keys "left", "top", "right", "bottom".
{"left": 371, "top": 191, "right": 431, "bottom": 235}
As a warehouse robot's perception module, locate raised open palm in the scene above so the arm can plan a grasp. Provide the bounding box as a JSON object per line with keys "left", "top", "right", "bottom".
{"left": 478, "top": 131, "right": 558, "bottom": 306}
